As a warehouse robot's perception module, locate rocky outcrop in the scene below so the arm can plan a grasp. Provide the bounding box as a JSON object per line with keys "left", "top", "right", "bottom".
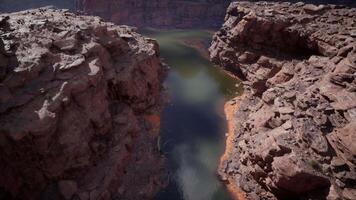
{"left": 0, "top": 8, "right": 166, "bottom": 200}
{"left": 210, "top": 1, "right": 356, "bottom": 200}
{"left": 75, "top": 0, "right": 232, "bottom": 29}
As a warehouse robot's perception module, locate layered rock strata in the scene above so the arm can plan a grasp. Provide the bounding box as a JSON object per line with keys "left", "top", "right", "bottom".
{"left": 210, "top": 1, "right": 356, "bottom": 200}
{"left": 0, "top": 8, "right": 166, "bottom": 200}
{"left": 75, "top": 0, "right": 232, "bottom": 29}
{"left": 75, "top": 0, "right": 356, "bottom": 30}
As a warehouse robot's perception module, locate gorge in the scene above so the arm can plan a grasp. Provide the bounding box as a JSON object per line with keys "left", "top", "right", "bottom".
{"left": 0, "top": 0, "right": 355, "bottom": 200}
{"left": 143, "top": 29, "right": 241, "bottom": 200}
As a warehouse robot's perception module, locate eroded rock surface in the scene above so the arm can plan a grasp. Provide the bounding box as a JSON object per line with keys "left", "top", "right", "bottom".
{"left": 210, "top": 1, "right": 356, "bottom": 199}
{"left": 0, "top": 8, "right": 166, "bottom": 200}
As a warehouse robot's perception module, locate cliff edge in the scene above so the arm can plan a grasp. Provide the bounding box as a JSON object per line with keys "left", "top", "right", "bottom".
{"left": 210, "top": 1, "right": 356, "bottom": 200}
{"left": 0, "top": 8, "right": 166, "bottom": 200}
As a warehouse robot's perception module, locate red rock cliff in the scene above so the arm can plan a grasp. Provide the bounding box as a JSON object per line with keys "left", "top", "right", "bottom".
{"left": 0, "top": 8, "right": 166, "bottom": 200}
{"left": 75, "top": 0, "right": 231, "bottom": 29}
{"left": 210, "top": 1, "right": 356, "bottom": 200}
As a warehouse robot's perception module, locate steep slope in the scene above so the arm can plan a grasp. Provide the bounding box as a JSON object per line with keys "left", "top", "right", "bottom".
{"left": 210, "top": 1, "right": 356, "bottom": 200}
{"left": 0, "top": 8, "right": 166, "bottom": 200}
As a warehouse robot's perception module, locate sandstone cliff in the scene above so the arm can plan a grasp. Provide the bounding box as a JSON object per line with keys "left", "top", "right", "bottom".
{"left": 210, "top": 1, "right": 356, "bottom": 200}
{"left": 75, "top": 0, "right": 232, "bottom": 29}
{"left": 74, "top": 0, "right": 356, "bottom": 30}
{"left": 0, "top": 8, "right": 166, "bottom": 200}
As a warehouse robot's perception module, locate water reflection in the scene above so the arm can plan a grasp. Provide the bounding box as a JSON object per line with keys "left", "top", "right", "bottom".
{"left": 141, "top": 29, "right": 242, "bottom": 200}
{"left": 175, "top": 142, "right": 221, "bottom": 200}
{"left": 169, "top": 71, "right": 218, "bottom": 104}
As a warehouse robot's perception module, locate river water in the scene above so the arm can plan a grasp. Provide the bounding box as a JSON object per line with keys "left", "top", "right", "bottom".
{"left": 142, "top": 29, "right": 243, "bottom": 200}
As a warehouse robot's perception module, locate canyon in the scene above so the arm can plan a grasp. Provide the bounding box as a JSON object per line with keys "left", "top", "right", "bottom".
{"left": 0, "top": 8, "right": 166, "bottom": 199}
{"left": 0, "top": 1, "right": 356, "bottom": 200}
{"left": 210, "top": 1, "right": 356, "bottom": 200}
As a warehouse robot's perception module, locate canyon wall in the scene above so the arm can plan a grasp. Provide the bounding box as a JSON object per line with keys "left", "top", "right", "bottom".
{"left": 210, "top": 1, "right": 356, "bottom": 200}
{"left": 75, "top": 0, "right": 356, "bottom": 30}
{"left": 0, "top": 8, "right": 166, "bottom": 199}
{"left": 75, "top": 0, "right": 232, "bottom": 29}
{"left": 0, "top": 0, "right": 74, "bottom": 12}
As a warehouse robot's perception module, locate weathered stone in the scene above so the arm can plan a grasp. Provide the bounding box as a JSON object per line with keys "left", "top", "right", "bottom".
{"left": 0, "top": 8, "right": 166, "bottom": 200}
{"left": 53, "top": 37, "right": 77, "bottom": 51}
{"left": 59, "top": 56, "right": 85, "bottom": 71}
{"left": 303, "top": 4, "right": 325, "bottom": 14}
{"left": 277, "top": 107, "right": 295, "bottom": 114}
{"left": 326, "top": 184, "right": 343, "bottom": 200}
{"left": 282, "top": 120, "right": 293, "bottom": 130}
{"left": 211, "top": 1, "right": 356, "bottom": 200}
{"left": 272, "top": 154, "right": 330, "bottom": 194}
{"left": 327, "top": 122, "right": 356, "bottom": 167}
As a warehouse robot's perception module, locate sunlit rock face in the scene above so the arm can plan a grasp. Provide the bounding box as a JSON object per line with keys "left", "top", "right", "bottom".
{"left": 210, "top": 1, "right": 356, "bottom": 200}
{"left": 75, "top": 0, "right": 232, "bottom": 29}
{"left": 0, "top": 8, "right": 166, "bottom": 200}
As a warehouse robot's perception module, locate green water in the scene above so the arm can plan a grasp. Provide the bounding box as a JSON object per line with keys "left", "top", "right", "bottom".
{"left": 141, "top": 29, "right": 243, "bottom": 200}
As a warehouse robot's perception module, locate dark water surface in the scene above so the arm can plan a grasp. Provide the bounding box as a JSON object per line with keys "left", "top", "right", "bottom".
{"left": 142, "top": 29, "right": 242, "bottom": 200}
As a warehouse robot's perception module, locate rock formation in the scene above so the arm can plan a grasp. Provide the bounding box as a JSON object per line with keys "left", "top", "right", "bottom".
{"left": 75, "top": 0, "right": 232, "bottom": 29}
{"left": 74, "top": 0, "right": 356, "bottom": 30}
{"left": 0, "top": 8, "right": 166, "bottom": 200}
{"left": 210, "top": 1, "right": 356, "bottom": 200}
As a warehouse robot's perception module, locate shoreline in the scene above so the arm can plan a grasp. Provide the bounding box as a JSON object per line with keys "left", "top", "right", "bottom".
{"left": 220, "top": 95, "right": 247, "bottom": 200}
{"left": 180, "top": 37, "right": 243, "bottom": 83}
{"left": 180, "top": 39, "right": 211, "bottom": 59}
{"left": 179, "top": 32, "right": 248, "bottom": 200}
{"left": 180, "top": 32, "right": 247, "bottom": 200}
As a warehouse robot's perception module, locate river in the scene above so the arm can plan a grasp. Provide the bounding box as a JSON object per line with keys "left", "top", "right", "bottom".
{"left": 141, "top": 29, "right": 243, "bottom": 200}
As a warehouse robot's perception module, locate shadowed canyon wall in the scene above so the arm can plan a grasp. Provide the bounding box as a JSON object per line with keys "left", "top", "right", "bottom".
{"left": 1, "top": 1, "right": 355, "bottom": 27}
{"left": 75, "top": 0, "right": 356, "bottom": 30}
{"left": 75, "top": 0, "right": 233, "bottom": 29}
